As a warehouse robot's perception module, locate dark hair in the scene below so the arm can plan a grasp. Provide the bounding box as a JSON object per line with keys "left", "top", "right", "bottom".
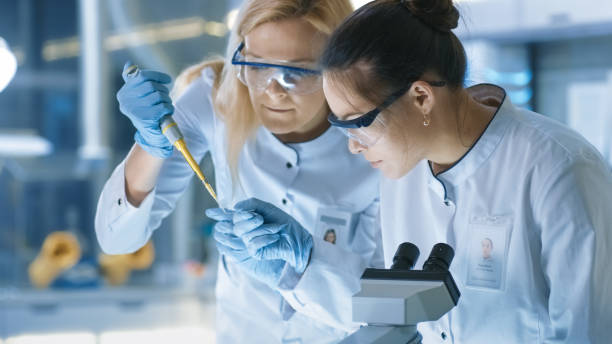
{"left": 320, "top": 0, "right": 466, "bottom": 105}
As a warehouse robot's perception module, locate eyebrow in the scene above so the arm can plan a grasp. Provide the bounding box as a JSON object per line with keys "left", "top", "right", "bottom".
{"left": 337, "top": 96, "right": 367, "bottom": 120}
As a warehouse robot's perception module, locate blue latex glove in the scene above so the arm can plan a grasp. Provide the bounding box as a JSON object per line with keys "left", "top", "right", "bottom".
{"left": 233, "top": 198, "right": 314, "bottom": 274}
{"left": 206, "top": 208, "right": 287, "bottom": 288}
{"left": 116, "top": 61, "right": 174, "bottom": 158}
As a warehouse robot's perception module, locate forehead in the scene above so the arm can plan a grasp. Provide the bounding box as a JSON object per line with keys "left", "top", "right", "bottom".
{"left": 322, "top": 74, "right": 373, "bottom": 118}
{"left": 245, "top": 19, "right": 325, "bottom": 62}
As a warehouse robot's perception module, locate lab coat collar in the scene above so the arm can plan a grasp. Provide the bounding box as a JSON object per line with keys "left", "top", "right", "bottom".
{"left": 435, "top": 84, "right": 514, "bottom": 187}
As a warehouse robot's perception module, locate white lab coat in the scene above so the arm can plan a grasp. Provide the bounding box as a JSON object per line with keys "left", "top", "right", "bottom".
{"left": 95, "top": 68, "right": 383, "bottom": 343}
{"left": 380, "top": 84, "right": 612, "bottom": 343}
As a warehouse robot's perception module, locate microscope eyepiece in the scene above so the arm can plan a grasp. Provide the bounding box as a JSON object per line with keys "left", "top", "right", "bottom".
{"left": 391, "top": 242, "right": 420, "bottom": 270}
{"left": 422, "top": 243, "right": 455, "bottom": 272}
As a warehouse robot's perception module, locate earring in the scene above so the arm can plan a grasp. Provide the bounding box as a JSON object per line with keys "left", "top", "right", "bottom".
{"left": 423, "top": 115, "right": 430, "bottom": 127}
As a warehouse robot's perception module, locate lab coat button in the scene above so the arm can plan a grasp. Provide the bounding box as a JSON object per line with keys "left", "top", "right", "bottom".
{"left": 282, "top": 198, "right": 287, "bottom": 205}
{"left": 444, "top": 200, "right": 450, "bottom": 206}
{"left": 286, "top": 162, "right": 293, "bottom": 169}
{"left": 117, "top": 198, "right": 122, "bottom": 206}
{"left": 441, "top": 332, "right": 447, "bottom": 340}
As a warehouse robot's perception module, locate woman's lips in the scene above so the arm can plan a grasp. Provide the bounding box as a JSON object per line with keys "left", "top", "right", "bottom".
{"left": 265, "top": 106, "right": 293, "bottom": 113}
{"left": 370, "top": 160, "right": 383, "bottom": 168}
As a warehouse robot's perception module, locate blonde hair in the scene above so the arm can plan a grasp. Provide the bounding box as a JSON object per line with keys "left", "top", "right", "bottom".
{"left": 172, "top": 0, "right": 353, "bottom": 185}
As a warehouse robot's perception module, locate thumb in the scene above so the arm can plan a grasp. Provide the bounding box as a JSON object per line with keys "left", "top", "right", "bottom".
{"left": 122, "top": 61, "right": 139, "bottom": 83}
{"left": 254, "top": 241, "right": 290, "bottom": 263}
{"left": 234, "top": 197, "right": 289, "bottom": 223}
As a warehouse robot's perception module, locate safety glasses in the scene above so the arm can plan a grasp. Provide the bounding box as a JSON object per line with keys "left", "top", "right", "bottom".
{"left": 328, "top": 80, "right": 446, "bottom": 147}
{"left": 231, "top": 42, "right": 323, "bottom": 95}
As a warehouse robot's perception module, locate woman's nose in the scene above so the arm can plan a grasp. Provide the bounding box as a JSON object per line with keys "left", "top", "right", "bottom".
{"left": 264, "top": 79, "right": 287, "bottom": 99}
{"left": 348, "top": 138, "right": 366, "bottom": 154}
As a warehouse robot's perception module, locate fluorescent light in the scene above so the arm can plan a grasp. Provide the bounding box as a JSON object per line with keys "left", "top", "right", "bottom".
{"left": 0, "top": 133, "right": 53, "bottom": 157}
{"left": 6, "top": 332, "right": 96, "bottom": 344}
{"left": 226, "top": 9, "right": 239, "bottom": 30}
{"left": 42, "top": 17, "right": 228, "bottom": 62}
{"left": 0, "top": 37, "right": 17, "bottom": 92}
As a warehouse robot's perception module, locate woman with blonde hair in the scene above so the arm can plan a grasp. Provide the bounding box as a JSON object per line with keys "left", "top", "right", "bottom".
{"left": 95, "top": 0, "right": 382, "bottom": 342}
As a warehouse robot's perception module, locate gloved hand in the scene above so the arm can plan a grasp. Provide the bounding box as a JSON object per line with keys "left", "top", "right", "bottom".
{"left": 233, "top": 198, "right": 314, "bottom": 274}
{"left": 206, "top": 208, "right": 287, "bottom": 288}
{"left": 116, "top": 61, "right": 174, "bottom": 158}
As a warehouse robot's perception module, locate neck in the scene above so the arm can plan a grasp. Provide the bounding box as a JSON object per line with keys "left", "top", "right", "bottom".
{"left": 429, "top": 90, "right": 497, "bottom": 175}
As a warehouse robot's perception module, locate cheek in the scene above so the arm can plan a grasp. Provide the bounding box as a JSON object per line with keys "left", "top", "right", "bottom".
{"left": 292, "top": 90, "right": 327, "bottom": 116}
{"left": 248, "top": 89, "right": 263, "bottom": 110}
{"left": 375, "top": 130, "right": 423, "bottom": 179}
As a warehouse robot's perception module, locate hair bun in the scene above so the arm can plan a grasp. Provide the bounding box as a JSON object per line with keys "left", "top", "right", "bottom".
{"left": 402, "top": 0, "right": 459, "bottom": 32}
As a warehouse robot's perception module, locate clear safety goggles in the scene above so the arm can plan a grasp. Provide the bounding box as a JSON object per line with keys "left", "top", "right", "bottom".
{"left": 231, "top": 42, "right": 323, "bottom": 95}
{"left": 329, "top": 112, "right": 389, "bottom": 147}
{"left": 328, "top": 80, "right": 446, "bottom": 147}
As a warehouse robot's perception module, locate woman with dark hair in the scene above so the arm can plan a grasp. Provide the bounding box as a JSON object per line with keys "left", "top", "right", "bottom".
{"left": 314, "top": 0, "right": 612, "bottom": 342}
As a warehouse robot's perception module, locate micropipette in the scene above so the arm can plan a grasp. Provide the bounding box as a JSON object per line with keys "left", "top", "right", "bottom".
{"left": 126, "top": 64, "right": 220, "bottom": 205}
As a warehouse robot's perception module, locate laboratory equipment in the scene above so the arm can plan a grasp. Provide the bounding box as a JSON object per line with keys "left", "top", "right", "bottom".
{"left": 340, "top": 243, "right": 460, "bottom": 343}
{"left": 28, "top": 231, "right": 82, "bottom": 288}
{"left": 98, "top": 240, "right": 155, "bottom": 286}
{"left": 125, "top": 64, "right": 219, "bottom": 204}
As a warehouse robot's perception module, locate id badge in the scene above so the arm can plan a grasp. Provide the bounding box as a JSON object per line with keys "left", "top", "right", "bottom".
{"left": 465, "top": 214, "right": 512, "bottom": 291}
{"left": 313, "top": 207, "right": 356, "bottom": 247}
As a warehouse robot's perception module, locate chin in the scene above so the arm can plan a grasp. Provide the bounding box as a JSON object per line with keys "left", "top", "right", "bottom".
{"left": 257, "top": 114, "right": 301, "bottom": 135}
{"left": 260, "top": 120, "right": 300, "bottom": 135}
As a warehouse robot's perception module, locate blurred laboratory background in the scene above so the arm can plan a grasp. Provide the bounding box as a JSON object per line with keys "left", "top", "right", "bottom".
{"left": 0, "top": 0, "right": 611, "bottom": 343}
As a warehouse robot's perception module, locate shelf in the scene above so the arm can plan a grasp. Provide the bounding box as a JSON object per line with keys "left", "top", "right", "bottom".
{"left": 0, "top": 286, "right": 216, "bottom": 338}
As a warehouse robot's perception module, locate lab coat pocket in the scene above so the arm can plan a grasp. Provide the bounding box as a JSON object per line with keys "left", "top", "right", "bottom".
{"left": 465, "top": 214, "right": 513, "bottom": 292}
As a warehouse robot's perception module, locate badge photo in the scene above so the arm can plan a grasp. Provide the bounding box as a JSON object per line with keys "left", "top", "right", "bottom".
{"left": 465, "top": 215, "right": 512, "bottom": 291}
{"left": 314, "top": 207, "right": 356, "bottom": 247}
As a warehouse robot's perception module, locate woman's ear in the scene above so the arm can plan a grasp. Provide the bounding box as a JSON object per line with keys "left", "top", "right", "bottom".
{"left": 408, "top": 81, "right": 435, "bottom": 115}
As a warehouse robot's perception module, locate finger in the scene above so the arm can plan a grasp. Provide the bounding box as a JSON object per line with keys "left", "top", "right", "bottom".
{"left": 141, "top": 91, "right": 172, "bottom": 106}
{"left": 214, "top": 230, "right": 245, "bottom": 250}
{"left": 253, "top": 242, "right": 289, "bottom": 262}
{"left": 206, "top": 208, "right": 235, "bottom": 222}
{"left": 122, "top": 61, "right": 139, "bottom": 82}
{"left": 130, "top": 81, "right": 170, "bottom": 98}
{"left": 244, "top": 234, "right": 280, "bottom": 255}
{"left": 234, "top": 198, "right": 289, "bottom": 223}
{"left": 130, "top": 70, "right": 172, "bottom": 85}
{"left": 118, "top": 83, "right": 170, "bottom": 107}
{"left": 149, "top": 102, "right": 174, "bottom": 119}
{"left": 213, "top": 221, "right": 235, "bottom": 234}
{"left": 233, "top": 214, "right": 264, "bottom": 236}
{"left": 233, "top": 210, "right": 256, "bottom": 223}
{"left": 240, "top": 224, "right": 285, "bottom": 243}
{"left": 215, "top": 242, "right": 249, "bottom": 263}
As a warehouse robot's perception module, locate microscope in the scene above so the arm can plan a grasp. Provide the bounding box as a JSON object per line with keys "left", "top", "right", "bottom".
{"left": 340, "top": 242, "right": 460, "bottom": 344}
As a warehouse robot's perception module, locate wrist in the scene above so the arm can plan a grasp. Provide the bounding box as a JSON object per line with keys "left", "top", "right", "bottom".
{"left": 294, "top": 235, "right": 313, "bottom": 274}
{"left": 277, "top": 261, "right": 304, "bottom": 291}
{"left": 134, "top": 131, "right": 173, "bottom": 159}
